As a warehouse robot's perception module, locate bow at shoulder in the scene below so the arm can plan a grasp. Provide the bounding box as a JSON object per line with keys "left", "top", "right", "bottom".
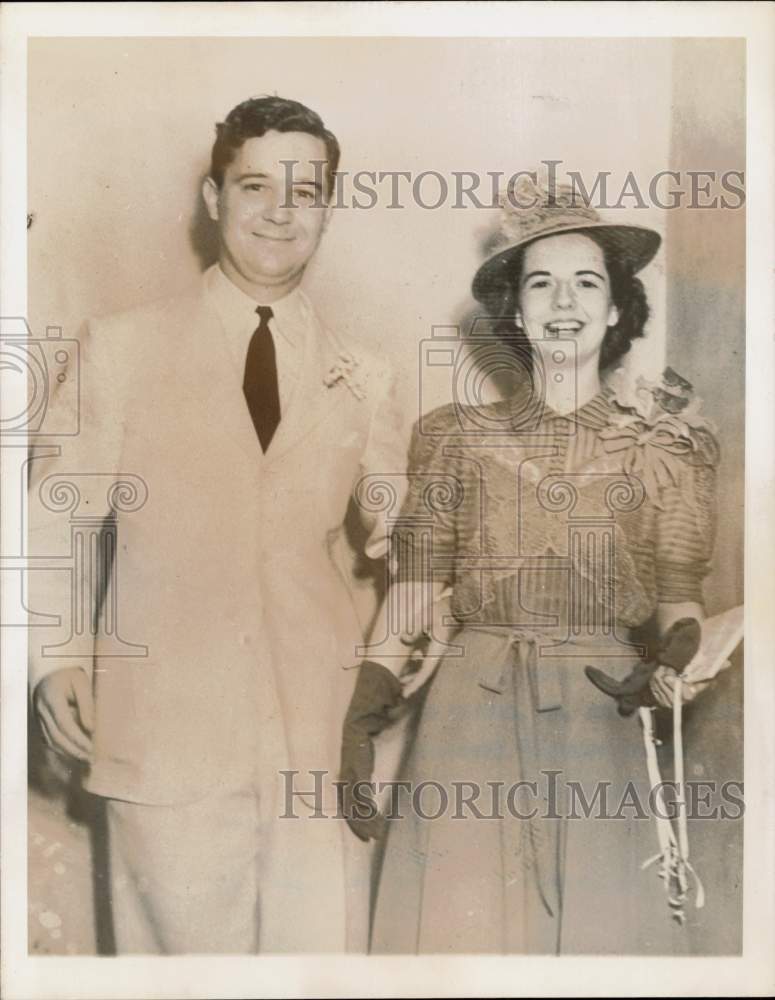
{"left": 600, "top": 367, "right": 720, "bottom": 508}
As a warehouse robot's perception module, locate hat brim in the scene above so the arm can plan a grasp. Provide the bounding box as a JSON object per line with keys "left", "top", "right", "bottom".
{"left": 472, "top": 222, "right": 661, "bottom": 306}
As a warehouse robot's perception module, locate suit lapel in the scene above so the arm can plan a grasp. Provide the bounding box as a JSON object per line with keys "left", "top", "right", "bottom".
{"left": 262, "top": 302, "right": 353, "bottom": 468}
{"left": 179, "top": 281, "right": 269, "bottom": 470}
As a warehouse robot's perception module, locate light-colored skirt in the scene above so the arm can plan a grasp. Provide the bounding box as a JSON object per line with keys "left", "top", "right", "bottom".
{"left": 370, "top": 626, "right": 688, "bottom": 955}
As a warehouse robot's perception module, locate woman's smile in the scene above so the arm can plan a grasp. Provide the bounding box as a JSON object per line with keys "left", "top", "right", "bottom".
{"left": 544, "top": 319, "right": 584, "bottom": 335}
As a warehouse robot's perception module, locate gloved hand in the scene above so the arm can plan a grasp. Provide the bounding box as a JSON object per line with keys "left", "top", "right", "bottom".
{"left": 584, "top": 617, "right": 701, "bottom": 716}
{"left": 339, "top": 660, "right": 403, "bottom": 842}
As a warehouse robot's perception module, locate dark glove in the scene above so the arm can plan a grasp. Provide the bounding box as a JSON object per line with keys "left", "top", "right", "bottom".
{"left": 584, "top": 617, "right": 701, "bottom": 717}
{"left": 339, "top": 660, "right": 403, "bottom": 842}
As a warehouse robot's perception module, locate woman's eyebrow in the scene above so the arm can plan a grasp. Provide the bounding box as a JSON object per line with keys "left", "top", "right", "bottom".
{"left": 522, "top": 268, "right": 606, "bottom": 282}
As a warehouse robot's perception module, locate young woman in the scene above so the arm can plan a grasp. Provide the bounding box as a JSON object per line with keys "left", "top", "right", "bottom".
{"left": 341, "top": 181, "right": 720, "bottom": 954}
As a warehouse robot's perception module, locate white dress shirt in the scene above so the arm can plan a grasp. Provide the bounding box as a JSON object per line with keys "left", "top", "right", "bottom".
{"left": 206, "top": 264, "right": 311, "bottom": 416}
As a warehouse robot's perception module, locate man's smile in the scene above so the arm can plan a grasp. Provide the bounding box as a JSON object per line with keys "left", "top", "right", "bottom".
{"left": 252, "top": 232, "right": 296, "bottom": 243}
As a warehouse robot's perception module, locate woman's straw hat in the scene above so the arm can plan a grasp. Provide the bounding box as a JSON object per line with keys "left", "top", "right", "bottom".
{"left": 472, "top": 175, "right": 661, "bottom": 305}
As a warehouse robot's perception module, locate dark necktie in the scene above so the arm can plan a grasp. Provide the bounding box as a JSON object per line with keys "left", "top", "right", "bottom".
{"left": 243, "top": 305, "right": 281, "bottom": 453}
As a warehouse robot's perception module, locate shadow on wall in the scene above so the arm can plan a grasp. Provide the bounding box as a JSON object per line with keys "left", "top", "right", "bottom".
{"left": 189, "top": 176, "right": 220, "bottom": 273}
{"left": 28, "top": 708, "right": 113, "bottom": 955}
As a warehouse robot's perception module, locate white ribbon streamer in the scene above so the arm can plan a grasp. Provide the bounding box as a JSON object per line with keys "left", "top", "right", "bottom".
{"left": 639, "top": 693, "right": 705, "bottom": 923}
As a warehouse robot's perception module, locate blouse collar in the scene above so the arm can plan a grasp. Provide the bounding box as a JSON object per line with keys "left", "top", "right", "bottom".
{"left": 509, "top": 380, "right": 614, "bottom": 432}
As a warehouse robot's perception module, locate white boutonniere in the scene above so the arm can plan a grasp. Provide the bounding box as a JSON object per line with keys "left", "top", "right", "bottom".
{"left": 323, "top": 352, "right": 366, "bottom": 400}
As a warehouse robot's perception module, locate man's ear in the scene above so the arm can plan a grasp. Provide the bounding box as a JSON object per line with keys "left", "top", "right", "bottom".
{"left": 202, "top": 176, "right": 220, "bottom": 223}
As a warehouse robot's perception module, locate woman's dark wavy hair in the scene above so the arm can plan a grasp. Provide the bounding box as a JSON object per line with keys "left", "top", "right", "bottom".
{"left": 210, "top": 96, "right": 340, "bottom": 196}
{"left": 482, "top": 230, "right": 650, "bottom": 373}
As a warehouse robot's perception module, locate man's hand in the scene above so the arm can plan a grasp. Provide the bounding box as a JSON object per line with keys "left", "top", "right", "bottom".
{"left": 34, "top": 668, "right": 94, "bottom": 762}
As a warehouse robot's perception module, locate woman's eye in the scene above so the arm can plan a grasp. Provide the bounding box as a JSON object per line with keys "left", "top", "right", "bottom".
{"left": 578, "top": 279, "right": 600, "bottom": 289}
{"left": 527, "top": 279, "right": 551, "bottom": 289}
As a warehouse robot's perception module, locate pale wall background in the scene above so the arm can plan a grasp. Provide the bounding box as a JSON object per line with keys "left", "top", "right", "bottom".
{"left": 28, "top": 36, "right": 672, "bottom": 390}
{"left": 27, "top": 36, "right": 744, "bottom": 955}
{"left": 667, "top": 38, "right": 745, "bottom": 616}
{"left": 663, "top": 37, "right": 745, "bottom": 955}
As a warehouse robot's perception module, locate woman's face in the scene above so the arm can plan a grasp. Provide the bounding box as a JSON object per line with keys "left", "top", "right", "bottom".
{"left": 517, "top": 232, "right": 619, "bottom": 368}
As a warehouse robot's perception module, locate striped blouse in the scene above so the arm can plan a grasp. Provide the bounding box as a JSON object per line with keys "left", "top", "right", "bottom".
{"left": 393, "top": 374, "right": 720, "bottom": 633}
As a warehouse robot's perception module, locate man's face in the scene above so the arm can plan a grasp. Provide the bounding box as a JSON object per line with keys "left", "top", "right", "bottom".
{"left": 203, "top": 130, "right": 331, "bottom": 300}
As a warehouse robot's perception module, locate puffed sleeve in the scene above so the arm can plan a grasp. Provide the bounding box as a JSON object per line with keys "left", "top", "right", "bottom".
{"left": 391, "top": 405, "right": 460, "bottom": 586}
{"left": 654, "top": 425, "right": 720, "bottom": 605}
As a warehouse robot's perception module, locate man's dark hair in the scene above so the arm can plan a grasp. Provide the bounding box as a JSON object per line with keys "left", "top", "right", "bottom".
{"left": 209, "top": 96, "right": 340, "bottom": 195}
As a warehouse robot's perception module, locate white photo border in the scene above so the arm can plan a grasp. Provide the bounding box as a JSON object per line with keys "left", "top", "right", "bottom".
{"left": 1, "top": 2, "right": 773, "bottom": 998}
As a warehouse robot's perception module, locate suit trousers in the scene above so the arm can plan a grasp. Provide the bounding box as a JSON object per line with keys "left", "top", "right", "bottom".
{"left": 106, "top": 779, "right": 374, "bottom": 954}
{"left": 107, "top": 783, "right": 265, "bottom": 954}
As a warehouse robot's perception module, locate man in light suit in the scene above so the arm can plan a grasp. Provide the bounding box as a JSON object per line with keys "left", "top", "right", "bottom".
{"left": 29, "top": 97, "right": 405, "bottom": 953}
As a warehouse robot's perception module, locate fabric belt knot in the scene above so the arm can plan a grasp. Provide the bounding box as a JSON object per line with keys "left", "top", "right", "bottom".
{"left": 477, "top": 627, "right": 562, "bottom": 712}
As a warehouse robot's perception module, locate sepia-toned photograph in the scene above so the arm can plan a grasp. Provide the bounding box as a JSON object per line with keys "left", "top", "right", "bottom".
{"left": 1, "top": 2, "right": 773, "bottom": 998}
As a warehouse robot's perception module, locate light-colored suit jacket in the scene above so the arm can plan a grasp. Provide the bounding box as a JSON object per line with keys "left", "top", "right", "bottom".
{"left": 28, "top": 266, "right": 406, "bottom": 808}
